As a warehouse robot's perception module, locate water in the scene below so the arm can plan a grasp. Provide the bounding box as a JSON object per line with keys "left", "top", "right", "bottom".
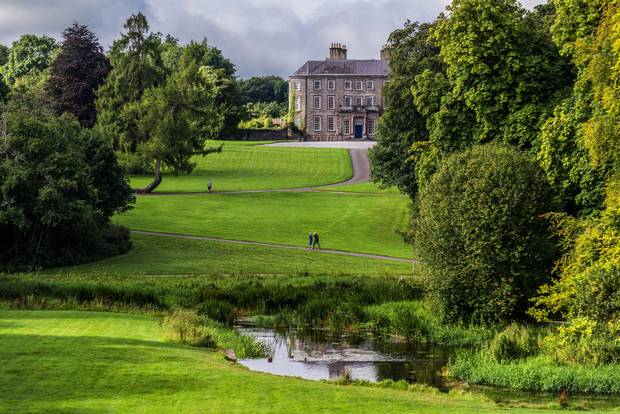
{"left": 236, "top": 324, "right": 451, "bottom": 386}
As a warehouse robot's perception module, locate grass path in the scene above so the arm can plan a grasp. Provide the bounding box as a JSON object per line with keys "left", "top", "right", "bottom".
{"left": 43, "top": 234, "right": 412, "bottom": 276}
{"left": 114, "top": 192, "right": 412, "bottom": 258}
{"left": 0, "top": 310, "right": 579, "bottom": 413}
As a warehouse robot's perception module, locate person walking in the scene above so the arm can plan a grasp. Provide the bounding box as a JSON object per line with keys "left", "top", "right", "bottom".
{"left": 208, "top": 179, "right": 212, "bottom": 193}
{"left": 308, "top": 232, "right": 313, "bottom": 250}
{"left": 312, "top": 232, "right": 321, "bottom": 250}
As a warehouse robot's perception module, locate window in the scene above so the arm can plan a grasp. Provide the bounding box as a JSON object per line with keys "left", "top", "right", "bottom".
{"left": 295, "top": 96, "right": 301, "bottom": 111}
{"left": 327, "top": 116, "right": 335, "bottom": 131}
{"left": 313, "top": 95, "right": 321, "bottom": 110}
{"left": 366, "top": 80, "right": 374, "bottom": 90}
{"left": 313, "top": 116, "right": 322, "bottom": 132}
{"left": 313, "top": 80, "right": 321, "bottom": 90}
{"left": 327, "top": 79, "right": 336, "bottom": 90}
{"left": 343, "top": 96, "right": 352, "bottom": 106}
{"left": 367, "top": 119, "right": 376, "bottom": 135}
{"left": 343, "top": 119, "right": 351, "bottom": 135}
{"left": 344, "top": 80, "right": 352, "bottom": 90}
{"left": 327, "top": 95, "right": 335, "bottom": 110}
{"left": 295, "top": 81, "right": 302, "bottom": 91}
{"left": 355, "top": 80, "right": 363, "bottom": 90}
{"left": 355, "top": 96, "right": 363, "bottom": 106}
{"left": 365, "top": 96, "right": 374, "bottom": 107}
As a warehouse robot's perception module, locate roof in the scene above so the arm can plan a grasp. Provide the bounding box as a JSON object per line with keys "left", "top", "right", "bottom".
{"left": 291, "top": 59, "right": 389, "bottom": 77}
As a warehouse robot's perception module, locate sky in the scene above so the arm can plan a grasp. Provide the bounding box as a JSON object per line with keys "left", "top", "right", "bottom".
{"left": 0, "top": 0, "right": 546, "bottom": 78}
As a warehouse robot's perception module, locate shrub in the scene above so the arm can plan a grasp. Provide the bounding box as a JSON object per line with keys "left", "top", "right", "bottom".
{"left": 414, "top": 144, "right": 556, "bottom": 324}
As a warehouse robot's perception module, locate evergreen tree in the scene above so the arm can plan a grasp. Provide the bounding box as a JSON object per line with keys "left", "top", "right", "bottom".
{"left": 47, "top": 23, "right": 111, "bottom": 127}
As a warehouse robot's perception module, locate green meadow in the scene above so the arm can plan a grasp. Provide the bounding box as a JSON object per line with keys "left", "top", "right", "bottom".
{"left": 129, "top": 140, "right": 352, "bottom": 193}
{"left": 0, "top": 310, "right": 583, "bottom": 414}
{"left": 114, "top": 191, "right": 412, "bottom": 258}
{"left": 43, "top": 234, "right": 412, "bottom": 276}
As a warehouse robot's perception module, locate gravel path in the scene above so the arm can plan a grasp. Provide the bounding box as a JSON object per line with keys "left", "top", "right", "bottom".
{"left": 132, "top": 230, "right": 412, "bottom": 263}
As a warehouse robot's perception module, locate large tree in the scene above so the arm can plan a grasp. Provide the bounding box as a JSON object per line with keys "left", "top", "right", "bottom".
{"left": 239, "top": 75, "right": 288, "bottom": 105}
{"left": 133, "top": 44, "right": 224, "bottom": 193}
{"left": 96, "top": 12, "right": 167, "bottom": 172}
{"left": 0, "top": 44, "right": 8, "bottom": 67}
{"left": 47, "top": 23, "right": 111, "bottom": 127}
{"left": 0, "top": 103, "right": 134, "bottom": 271}
{"left": 2, "top": 34, "right": 58, "bottom": 84}
{"left": 369, "top": 21, "right": 444, "bottom": 198}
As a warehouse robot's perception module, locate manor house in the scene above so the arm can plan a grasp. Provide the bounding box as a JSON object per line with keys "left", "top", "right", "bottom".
{"left": 289, "top": 43, "right": 390, "bottom": 141}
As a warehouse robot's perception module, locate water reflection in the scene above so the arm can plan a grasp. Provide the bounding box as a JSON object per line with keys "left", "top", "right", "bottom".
{"left": 236, "top": 325, "right": 451, "bottom": 386}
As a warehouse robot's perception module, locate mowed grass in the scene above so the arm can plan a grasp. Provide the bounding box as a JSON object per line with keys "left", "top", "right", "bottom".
{"left": 130, "top": 140, "right": 352, "bottom": 193}
{"left": 44, "top": 234, "right": 412, "bottom": 276}
{"left": 0, "top": 310, "right": 580, "bottom": 414}
{"left": 114, "top": 192, "right": 412, "bottom": 258}
{"left": 317, "top": 181, "right": 401, "bottom": 194}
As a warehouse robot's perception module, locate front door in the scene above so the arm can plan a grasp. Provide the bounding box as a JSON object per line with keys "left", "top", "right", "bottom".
{"left": 354, "top": 119, "right": 363, "bottom": 139}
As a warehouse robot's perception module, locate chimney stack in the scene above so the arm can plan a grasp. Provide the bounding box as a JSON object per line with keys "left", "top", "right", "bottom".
{"left": 380, "top": 44, "right": 391, "bottom": 60}
{"left": 329, "top": 43, "right": 347, "bottom": 60}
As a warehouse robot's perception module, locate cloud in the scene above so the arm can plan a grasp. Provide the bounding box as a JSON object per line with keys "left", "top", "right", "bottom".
{"left": 0, "top": 0, "right": 547, "bottom": 78}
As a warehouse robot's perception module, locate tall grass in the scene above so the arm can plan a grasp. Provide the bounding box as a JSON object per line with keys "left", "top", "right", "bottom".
{"left": 450, "top": 352, "right": 620, "bottom": 394}
{"left": 161, "top": 309, "right": 265, "bottom": 358}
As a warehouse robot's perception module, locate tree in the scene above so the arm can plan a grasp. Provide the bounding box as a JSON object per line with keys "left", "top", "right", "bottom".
{"left": 432, "top": 0, "right": 573, "bottom": 147}
{"left": 2, "top": 34, "right": 58, "bottom": 84}
{"left": 96, "top": 12, "right": 167, "bottom": 172}
{"left": 0, "top": 43, "right": 8, "bottom": 67}
{"left": 369, "top": 21, "right": 444, "bottom": 198}
{"left": 0, "top": 103, "right": 134, "bottom": 271}
{"left": 414, "top": 144, "right": 556, "bottom": 324}
{"left": 239, "top": 75, "right": 288, "bottom": 105}
{"left": 47, "top": 23, "right": 110, "bottom": 127}
{"left": 133, "top": 45, "right": 225, "bottom": 193}
{"left": 182, "top": 39, "right": 245, "bottom": 138}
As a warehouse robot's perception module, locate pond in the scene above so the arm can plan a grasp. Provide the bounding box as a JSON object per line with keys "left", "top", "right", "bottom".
{"left": 236, "top": 323, "right": 452, "bottom": 387}
{"left": 237, "top": 323, "right": 620, "bottom": 410}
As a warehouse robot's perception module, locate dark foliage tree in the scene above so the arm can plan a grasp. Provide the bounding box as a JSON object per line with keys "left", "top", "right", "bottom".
{"left": 46, "top": 23, "right": 110, "bottom": 127}
{"left": 239, "top": 76, "right": 288, "bottom": 105}
{"left": 0, "top": 43, "right": 8, "bottom": 67}
{"left": 369, "top": 21, "right": 444, "bottom": 198}
{"left": 0, "top": 104, "right": 134, "bottom": 271}
{"left": 414, "top": 144, "right": 556, "bottom": 324}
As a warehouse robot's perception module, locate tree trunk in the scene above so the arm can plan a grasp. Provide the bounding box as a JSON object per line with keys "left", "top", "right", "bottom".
{"left": 137, "top": 159, "right": 162, "bottom": 194}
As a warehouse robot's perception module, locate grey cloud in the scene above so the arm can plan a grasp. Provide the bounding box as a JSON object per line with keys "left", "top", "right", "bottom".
{"left": 0, "top": 0, "right": 546, "bottom": 78}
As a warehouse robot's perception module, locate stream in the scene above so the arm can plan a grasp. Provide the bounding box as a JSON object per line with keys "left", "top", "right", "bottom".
{"left": 236, "top": 323, "right": 451, "bottom": 386}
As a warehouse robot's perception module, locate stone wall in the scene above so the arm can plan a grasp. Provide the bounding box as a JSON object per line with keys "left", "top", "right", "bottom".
{"left": 229, "top": 128, "right": 303, "bottom": 141}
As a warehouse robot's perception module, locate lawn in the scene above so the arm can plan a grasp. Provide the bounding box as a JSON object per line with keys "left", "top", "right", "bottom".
{"left": 44, "top": 234, "right": 412, "bottom": 276}
{"left": 0, "top": 310, "right": 581, "bottom": 414}
{"left": 129, "top": 140, "right": 352, "bottom": 193}
{"left": 114, "top": 192, "right": 412, "bottom": 258}
{"left": 317, "top": 181, "right": 401, "bottom": 194}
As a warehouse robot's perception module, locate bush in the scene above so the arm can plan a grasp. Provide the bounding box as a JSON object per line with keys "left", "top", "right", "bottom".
{"left": 414, "top": 144, "right": 556, "bottom": 324}
{"left": 488, "top": 323, "right": 539, "bottom": 362}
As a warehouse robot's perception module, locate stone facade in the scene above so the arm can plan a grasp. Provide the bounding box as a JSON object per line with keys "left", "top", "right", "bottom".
{"left": 289, "top": 44, "right": 390, "bottom": 141}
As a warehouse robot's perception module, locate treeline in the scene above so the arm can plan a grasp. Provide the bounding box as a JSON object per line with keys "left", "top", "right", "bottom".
{"left": 0, "top": 13, "right": 284, "bottom": 271}
{"left": 372, "top": 0, "right": 620, "bottom": 366}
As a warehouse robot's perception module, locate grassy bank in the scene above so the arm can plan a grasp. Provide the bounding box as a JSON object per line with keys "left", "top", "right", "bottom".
{"left": 451, "top": 351, "right": 620, "bottom": 394}
{"left": 114, "top": 192, "right": 411, "bottom": 258}
{"left": 129, "top": 140, "right": 352, "bottom": 193}
{"left": 43, "top": 234, "right": 412, "bottom": 276}
{"left": 0, "top": 310, "right": 591, "bottom": 413}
